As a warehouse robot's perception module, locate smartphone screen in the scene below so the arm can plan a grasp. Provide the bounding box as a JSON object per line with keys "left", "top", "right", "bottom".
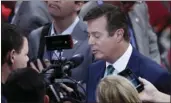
{"left": 118, "top": 68, "right": 144, "bottom": 92}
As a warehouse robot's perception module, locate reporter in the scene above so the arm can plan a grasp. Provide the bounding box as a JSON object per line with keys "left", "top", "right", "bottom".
{"left": 96, "top": 75, "right": 141, "bottom": 103}
{"left": 4, "top": 67, "right": 49, "bottom": 103}
{"left": 1, "top": 22, "right": 29, "bottom": 103}
{"left": 139, "top": 77, "right": 170, "bottom": 103}
{"left": 2, "top": 23, "right": 29, "bottom": 84}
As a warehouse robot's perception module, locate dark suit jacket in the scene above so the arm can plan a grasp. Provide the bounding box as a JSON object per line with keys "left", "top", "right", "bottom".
{"left": 86, "top": 49, "right": 171, "bottom": 102}
{"left": 28, "top": 20, "right": 93, "bottom": 82}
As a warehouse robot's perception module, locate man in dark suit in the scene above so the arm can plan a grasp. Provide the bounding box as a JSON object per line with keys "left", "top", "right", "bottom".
{"left": 80, "top": 1, "right": 161, "bottom": 64}
{"left": 28, "top": 1, "right": 93, "bottom": 82}
{"left": 83, "top": 4, "right": 171, "bottom": 102}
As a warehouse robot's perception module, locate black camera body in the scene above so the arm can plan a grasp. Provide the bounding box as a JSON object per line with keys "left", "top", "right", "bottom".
{"left": 42, "top": 35, "right": 86, "bottom": 103}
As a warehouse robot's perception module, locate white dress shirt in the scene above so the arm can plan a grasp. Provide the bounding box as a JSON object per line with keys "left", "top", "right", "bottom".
{"left": 49, "top": 16, "right": 79, "bottom": 60}
{"left": 50, "top": 16, "right": 79, "bottom": 36}
{"left": 104, "top": 44, "right": 133, "bottom": 77}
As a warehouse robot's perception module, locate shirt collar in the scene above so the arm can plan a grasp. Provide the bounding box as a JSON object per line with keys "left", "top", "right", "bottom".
{"left": 106, "top": 44, "right": 133, "bottom": 73}
{"left": 50, "top": 16, "right": 79, "bottom": 36}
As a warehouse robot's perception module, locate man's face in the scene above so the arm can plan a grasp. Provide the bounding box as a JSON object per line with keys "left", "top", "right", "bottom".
{"left": 12, "top": 37, "right": 29, "bottom": 69}
{"left": 47, "top": 0, "right": 78, "bottom": 18}
{"left": 87, "top": 16, "right": 118, "bottom": 61}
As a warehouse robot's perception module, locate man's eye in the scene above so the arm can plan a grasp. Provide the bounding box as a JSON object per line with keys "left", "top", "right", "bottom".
{"left": 94, "top": 34, "right": 100, "bottom": 38}
{"left": 88, "top": 34, "right": 90, "bottom": 38}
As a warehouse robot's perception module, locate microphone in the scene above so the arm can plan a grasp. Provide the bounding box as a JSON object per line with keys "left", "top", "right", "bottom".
{"left": 62, "top": 54, "right": 84, "bottom": 73}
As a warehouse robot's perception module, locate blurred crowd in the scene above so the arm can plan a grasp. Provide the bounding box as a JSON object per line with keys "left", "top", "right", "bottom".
{"left": 1, "top": 1, "right": 171, "bottom": 103}
{"left": 2, "top": 1, "right": 170, "bottom": 70}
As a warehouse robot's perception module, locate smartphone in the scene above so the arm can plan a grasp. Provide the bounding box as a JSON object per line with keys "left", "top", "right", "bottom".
{"left": 118, "top": 68, "right": 144, "bottom": 92}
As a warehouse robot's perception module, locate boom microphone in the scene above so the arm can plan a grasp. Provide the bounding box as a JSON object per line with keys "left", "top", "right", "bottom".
{"left": 62, "top": 54, "right": 84, "bottom": 73}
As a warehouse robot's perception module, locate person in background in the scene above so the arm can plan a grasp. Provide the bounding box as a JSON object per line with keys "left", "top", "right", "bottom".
{"left": 96, "top": 75, "right": 141, "bottom": 103}
{"left": 28, "top": 1, "right": 93, "bottom": 82}
{"left": 1, "top": 23, "right": 29, "bottom": 103}
{"left": 4, "top": 67, "right": 49, "bottom": 103}
{"left": 1, "top": 23, "right": 29, "bottom": 84}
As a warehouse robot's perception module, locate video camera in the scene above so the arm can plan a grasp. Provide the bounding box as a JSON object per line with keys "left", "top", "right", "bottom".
{"left": 41, "top": 35, "right": 86, "bottom": 103}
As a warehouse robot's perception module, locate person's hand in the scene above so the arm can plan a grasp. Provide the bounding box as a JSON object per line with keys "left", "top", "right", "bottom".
{"left": 138, "top": 77, "right": 158, "bottom": 102}
{"left": 30, "top": 59, "right": 51, "bottom": 73}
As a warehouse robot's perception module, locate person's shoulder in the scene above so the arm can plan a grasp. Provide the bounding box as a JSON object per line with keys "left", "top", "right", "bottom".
{"left": 77, "top": 19, "right": 88, "bottom": 31}
{"left": 130, "top": 50, "right": 170, "bottom": 82}
{"left": 132, "top": 49, "right": 166, "bottom": 72}
{"left": 28, "top": 24, "right": 50, "bottom": 41}
{"left": 29, "top": 26, "right": 43, "bottom": 37}
{"left": 73, "top": 19, "right": 88, "bottom": 39}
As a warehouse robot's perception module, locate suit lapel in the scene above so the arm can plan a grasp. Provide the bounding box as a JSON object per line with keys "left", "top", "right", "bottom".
{"left": 95, "top": 61, "right": 106, "bottom": 81}
{"left": 127, "top": 49, "right": 140, "bottom": 76}
{"left": 63, "top": 20, "right": 87, "bottom": 58}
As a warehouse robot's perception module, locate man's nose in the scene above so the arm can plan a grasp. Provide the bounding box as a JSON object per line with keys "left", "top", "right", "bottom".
{"left": 88, "top": 36, "right": 95, "bottom": 46}
{"left": 27, "top": 56, "right": 29, "bottom": 62}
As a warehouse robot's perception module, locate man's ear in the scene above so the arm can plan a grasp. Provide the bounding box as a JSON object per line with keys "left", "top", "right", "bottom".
{"left": 115, "top": 28, "right": 124, "bottom": 43}
{"left": 44, "top": 95, "right": 49, "bottom": 103}
{"left": 75, "top": 1, "right": 84, "bottom": 12}
{"left": 9, "top": 49, "right": 16, "bottom": 65}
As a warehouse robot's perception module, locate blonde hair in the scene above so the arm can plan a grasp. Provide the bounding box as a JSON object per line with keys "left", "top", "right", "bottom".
{"left": 96, "top": 75, "right": 141, "bottom": 103}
